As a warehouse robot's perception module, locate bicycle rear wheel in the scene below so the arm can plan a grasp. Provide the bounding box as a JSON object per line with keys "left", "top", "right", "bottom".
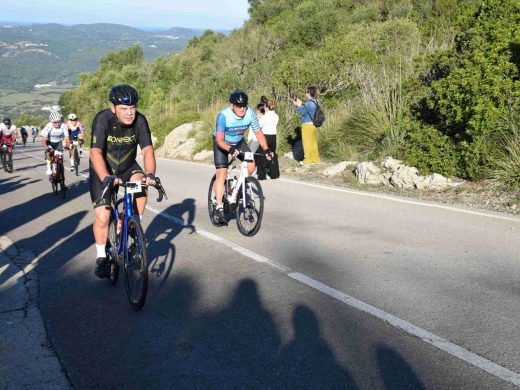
{"left": 106, "top": 214, "right": 120, "bottom": 286}
{"left": 123, "top": 217, "right": 148, "bottom": 310}
{"left": 236, "top": 176, "right": 264, "bottom": 236}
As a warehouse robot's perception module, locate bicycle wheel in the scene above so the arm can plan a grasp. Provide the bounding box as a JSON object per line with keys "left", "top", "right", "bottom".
{"left": 236, "top": 176, "right": 264, "bottom": 236}
{"left": 51, "top": 174, "right": 58, "bottom": 194}
{"left": 207, "top": 174, "right": 220, "bottom": 226}
{"left": 106, "top": 214, "right": 120, "bottom": 286}
{"left": 1, "top": 151, "right": 6, "bottom": 172}
{"left": 6, "top": 152, "right": 13, "bottom": 173}
{"left": 74, "top": 148, "right": 79, "bottom": 176}
{"left": 123, "top": 217, "right": 148, "bottom": 310}
{"left": 58, "top": 164, "right": 66, "bottom": 198}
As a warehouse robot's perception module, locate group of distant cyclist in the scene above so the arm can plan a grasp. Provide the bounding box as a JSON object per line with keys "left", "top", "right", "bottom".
{"left": 41, "top": 111, "right": 85, "bottom": 175}
{"left": 3, "top": 83, "right": 289, "bottom": 281}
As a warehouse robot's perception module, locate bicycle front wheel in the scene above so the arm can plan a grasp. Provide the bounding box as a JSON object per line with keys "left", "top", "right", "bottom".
{"left": 58, "top": 164, "right": 66, "bottom": 198}
{"left": 6, "top": 152, "right": 13, "bottom": 173}
{"left": 123, "top": 217, "right": 148, "bottom": 310}
{"left": 74, "top": 148, "right": 79, "bottom": 176}
{"left": 207, "top": 174, "right": 220, "bottom": 226}
{"left": 236, "top": 176, "right": 264, "bottom": 236}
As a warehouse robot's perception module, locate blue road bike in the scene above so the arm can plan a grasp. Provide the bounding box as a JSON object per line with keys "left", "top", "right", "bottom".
{"left": 100, "top": 177, "right": 167, "bottom": 310}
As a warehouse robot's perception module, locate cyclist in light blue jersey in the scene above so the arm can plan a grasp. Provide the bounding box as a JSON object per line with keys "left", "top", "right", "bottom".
{"left": 212, "top": 90, "right": 272, "bottom": 225}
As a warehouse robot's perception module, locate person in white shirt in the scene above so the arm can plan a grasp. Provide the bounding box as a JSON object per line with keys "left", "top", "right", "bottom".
{"left": 0, "top": 118, "right": 17, "bottom": 152}
{"left": 41, "top": 110, "right": 70, "bottom": 175}
{"left": 256, "top": 99, "right": 280, "bottom": 180}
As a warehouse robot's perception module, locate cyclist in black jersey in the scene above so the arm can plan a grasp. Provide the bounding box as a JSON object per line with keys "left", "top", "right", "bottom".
{"left": 89, "top": 84, "right": 158, "bottom": 279}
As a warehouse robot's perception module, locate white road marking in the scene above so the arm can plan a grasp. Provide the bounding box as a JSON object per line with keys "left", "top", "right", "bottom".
{"left": 148, "top": 203, "right": 520, "bottom": 386}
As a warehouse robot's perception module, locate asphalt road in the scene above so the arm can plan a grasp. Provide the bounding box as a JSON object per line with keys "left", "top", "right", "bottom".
{"left": 1, "top": 142, "right": 519, "bottom": 389}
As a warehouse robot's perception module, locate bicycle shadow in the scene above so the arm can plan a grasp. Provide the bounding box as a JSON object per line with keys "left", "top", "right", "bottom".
{"left": 0, "top": 211, "right": 91, "bottom": 289}
{"left": 0, "top": 176, "right": 41, "bottom": 194}
{"left": 145, "top": 198, "right": 196, "bottom": 293}
{"left": 0, "top": 178, "right": 89, "bottom": 235}
{"left": 14, "top": 163, "right": 46, "bottom": 172}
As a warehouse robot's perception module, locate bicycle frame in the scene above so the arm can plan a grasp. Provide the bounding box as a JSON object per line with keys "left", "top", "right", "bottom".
{"left": 111, "top": 182, "right": 142, "bottom": 261}
{"left": 226, "top": 151, "right": 255, "bottom": 209}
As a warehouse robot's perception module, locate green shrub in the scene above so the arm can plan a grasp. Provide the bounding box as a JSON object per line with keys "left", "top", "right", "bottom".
{"left": 398, "top": 119, "right": 459, "bottom": 176}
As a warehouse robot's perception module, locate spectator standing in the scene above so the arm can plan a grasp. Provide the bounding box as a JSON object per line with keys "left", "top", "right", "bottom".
{"left": 256, "top": 99, "right": 280, "bottom": 179}
{"left": 248, "top": 102, "right": 265, "bottom": 154}
{"left": 292, "top": 86, "right": 320, "bottom": 165}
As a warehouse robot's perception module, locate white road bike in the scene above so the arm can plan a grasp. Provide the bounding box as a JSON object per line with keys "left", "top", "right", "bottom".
{"left": 207, "top": 151, "right": 264, "bottom": 236}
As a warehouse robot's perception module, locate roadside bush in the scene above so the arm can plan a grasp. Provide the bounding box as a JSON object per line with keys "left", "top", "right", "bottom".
{"left": 397, "top": 119, "right": 459, "bottom": 177}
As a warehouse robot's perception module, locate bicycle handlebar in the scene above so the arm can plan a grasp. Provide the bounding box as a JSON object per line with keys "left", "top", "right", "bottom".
{"left": 98, "top": 176, "right": 168, "bottom": 203}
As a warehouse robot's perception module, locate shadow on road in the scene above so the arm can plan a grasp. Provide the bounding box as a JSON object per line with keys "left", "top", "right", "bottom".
{"left": 0, "top": 176, "right": 41, "bottom": 194}
{"left": 0, "top": 176, "right": 89, "bottom": 235}
{"left": 171, "top": 278, "right": 358, "bottom": 388}
{"left": 376, "top": 344, "right": 425, "bottom": 390}
{"left": 146, "top": 198, "right": 196, "bottom": 293}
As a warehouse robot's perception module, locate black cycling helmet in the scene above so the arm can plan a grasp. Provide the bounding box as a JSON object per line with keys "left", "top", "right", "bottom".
{"left": 3, "top": 118, "right": 11, "bottom": 125}
{"left": 108, "top": 84, "right": 139, "bottom": 106}
{"left": 229, "top": 90, "right": 248, "bottom": 107}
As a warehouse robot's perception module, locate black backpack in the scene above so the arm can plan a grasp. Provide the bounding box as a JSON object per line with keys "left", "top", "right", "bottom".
{"left": 310, "top": 100, "right": 325, "bottom": 127}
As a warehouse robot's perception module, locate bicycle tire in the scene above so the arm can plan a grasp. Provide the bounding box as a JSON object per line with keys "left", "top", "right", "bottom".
{"left": 6, "top": 152, "right": 13, "bottom": 173}
{"left": 74, "top": 148, "right": 79, "bottom": 176}
{"left": 123, "top": 217, "right": 148, "bottom": 310}
{"left": 236, "top": 176, "right": 264, "bottom": 236}
{"left": 58, "top": 163, "right": 66, "bottom": 198}
{"left": 107, "top": 214, "right": 120, "bottom": 286}
{"left": 207, "top": 174, "right": 220, "bottom": 226}
{"left": 1, "top": 150, "right": 7, "bottom": 172}
{"left": 51, "top": 175, "right": 58, "bottom": 194}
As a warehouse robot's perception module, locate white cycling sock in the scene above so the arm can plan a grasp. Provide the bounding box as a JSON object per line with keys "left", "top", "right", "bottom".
{"left": 96, "top": 244, "right": 106, "bottom": 258}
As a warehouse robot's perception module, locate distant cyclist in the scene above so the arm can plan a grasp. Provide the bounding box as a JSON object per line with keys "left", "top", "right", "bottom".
{"left": 19, "top": 126, "right": 28, "bottom": 146}
{"left": 89, "top": 84, "right": 158, "bottom": 278}
{"left": 212, "top": 90, "right": 272, "bottom": 225}
{"left": 41, "top": 110, "right": 69, "bottom": 175}
{"left": 0, "top": 118, "right": 18, "bottom": 153}
{"left": 31, "top": 127, "right": 38, "bottom": 143}
{"left": 65, "top": 113, "right": 84, "bottom": 171}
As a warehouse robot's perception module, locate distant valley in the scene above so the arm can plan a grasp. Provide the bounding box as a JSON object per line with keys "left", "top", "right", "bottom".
{"left": 0, "top": 22, "right": 203, "bottom": 117}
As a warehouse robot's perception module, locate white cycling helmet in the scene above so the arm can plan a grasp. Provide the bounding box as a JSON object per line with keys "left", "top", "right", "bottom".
{"left": 49, "top": 110, "right": 62, "bottom": 122}
{"left": 68, "top": 113, "right": 78, "bottom": 120}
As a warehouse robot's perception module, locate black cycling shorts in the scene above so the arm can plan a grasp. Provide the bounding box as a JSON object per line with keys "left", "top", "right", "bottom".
{"left": 89, "top": 161, "right": 144, "bottom": 208}
{"left": 44, "top": 141, "right": 63, "bottom": 155}
{"left": 213, "top": 137, "right": 251, "bottom": 169}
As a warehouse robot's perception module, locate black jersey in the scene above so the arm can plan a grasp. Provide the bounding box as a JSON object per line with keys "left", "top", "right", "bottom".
{"left": 90, "top": 109, "right": 152, "bottom": 175}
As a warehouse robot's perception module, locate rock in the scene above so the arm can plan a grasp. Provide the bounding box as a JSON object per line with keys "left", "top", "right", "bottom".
{"left": 355, "top": 162, "right": 385, "bottom": 185}
{"left": 322, "top": 161, "right": 356, "bottom": 177}
{"left": 156, "top": 121, "right": 206, "bottom": 159}
{"left": 193, "top": 150, "right": 213, "bottom": 161}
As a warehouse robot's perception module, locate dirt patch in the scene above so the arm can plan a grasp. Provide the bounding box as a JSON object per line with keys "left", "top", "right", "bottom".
{"left": 279, "top": 159, "right": 520, "bottom": 216}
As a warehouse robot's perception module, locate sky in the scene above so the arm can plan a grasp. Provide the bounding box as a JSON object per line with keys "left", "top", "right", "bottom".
{"left": 0, "top": 0, "right": 250, "bottom": 30}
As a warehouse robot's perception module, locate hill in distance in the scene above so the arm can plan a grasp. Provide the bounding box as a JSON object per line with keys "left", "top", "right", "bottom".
{"left": 0, "top": 22, "right": 205, "bottom": 116}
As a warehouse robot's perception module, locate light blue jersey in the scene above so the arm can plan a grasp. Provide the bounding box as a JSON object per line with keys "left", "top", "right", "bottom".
{"left": 213, "top": 107, "right": 261, "bottom": 145}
